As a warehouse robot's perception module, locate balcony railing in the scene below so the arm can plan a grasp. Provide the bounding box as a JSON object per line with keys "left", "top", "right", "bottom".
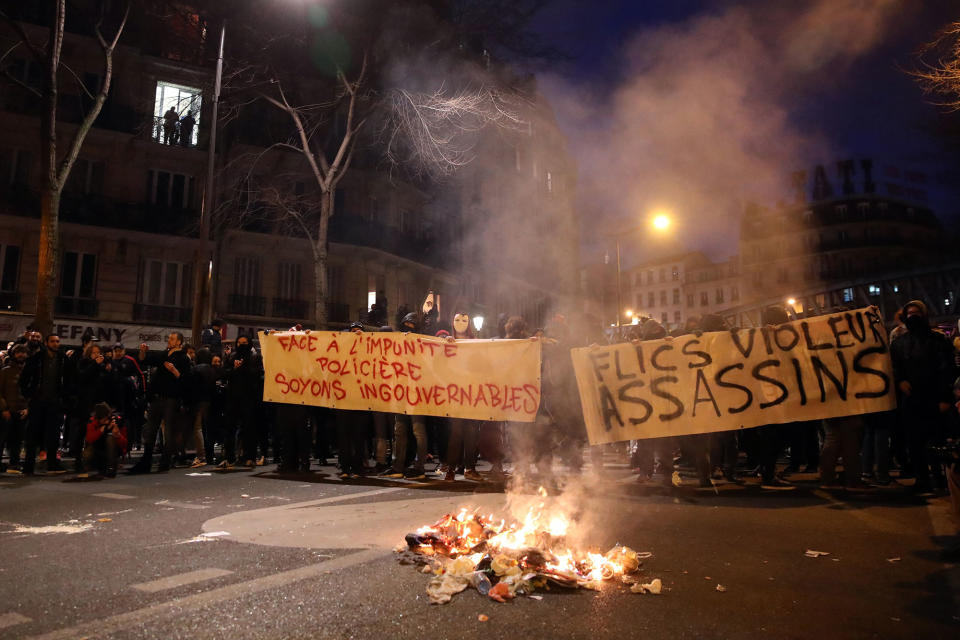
{"left": 133, "top": 303, "right": 191, "bottom": 326}
{"left": 227, "top": 294, "right": 266, "bottom": 316}
{"left": 0, "top": 291, "right": 20, "bottom": 312}
{"left": 152, "top": 116, "right": 198, "bottom": 148}
{"left": 55, "top": 297, "right": 99, "bottom": 317}
{"left": 272, "top": 298, "right": 308, "bottom": 319}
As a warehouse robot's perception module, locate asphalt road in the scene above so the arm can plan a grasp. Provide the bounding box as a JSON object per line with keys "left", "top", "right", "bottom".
{"left": 1, "top": 461, "right": 958, "bottom": 640}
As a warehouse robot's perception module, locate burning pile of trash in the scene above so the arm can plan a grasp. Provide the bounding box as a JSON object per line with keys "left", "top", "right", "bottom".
{"left": 395, "top": 490, "right": 662, "bottom": 604}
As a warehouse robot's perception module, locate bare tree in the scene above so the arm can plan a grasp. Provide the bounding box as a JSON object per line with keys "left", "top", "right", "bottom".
{"left": 912, "top": 21, "right": 960, "bottom": 110}
{"left": 0, "top": 1, "right": 129, "bottom": 334}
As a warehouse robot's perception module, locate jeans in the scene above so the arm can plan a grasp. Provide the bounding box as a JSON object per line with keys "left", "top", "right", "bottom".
{"left": 372, "top": 411, "right": 390, "bottom": 465}
{"left": 861, "top": 411, "right": 892, "bottom": 479}
{"left": 335, "top": 409, "right": 368, "bottom": 474}
{"left": 392, "top": 413, "right": 427, "bottom": 472}
{"left": 820, "top": 416, "right": 864, "bottom": 485}
{"left": 141, "top": 396, "right": 180, "bottom": 466}
{"left": 24, "top": 401, "right": 64, "bottom": 472}
{"left": 445, "top": 418, "right": 479, "bottom": 471}
{"left": 277, "top": 404, "right": 311, "bottom": 471}
{"left": 83, "top": 433, "right": 119, "bottom": 475}
{"left": 0, "top": 411, "right": 25, "bottom": 468}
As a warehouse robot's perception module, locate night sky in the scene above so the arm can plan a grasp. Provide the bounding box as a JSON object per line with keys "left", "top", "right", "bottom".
{"left": 525, "top": 0, "right": 960, "bottom": 263}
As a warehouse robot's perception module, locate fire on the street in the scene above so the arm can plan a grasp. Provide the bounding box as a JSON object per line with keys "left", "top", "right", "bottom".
{"left": 396, "top": 488, "right": 662, "bottom": 604}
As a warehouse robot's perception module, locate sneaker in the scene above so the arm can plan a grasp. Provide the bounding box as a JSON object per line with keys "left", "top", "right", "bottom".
{"left": 216, "top": 460, "right": 234, "bottom": 470}
{"left": 444, "top": 469, "right": 456, "bottom": 482}
{"left": 373, "top": 463, "right": 390, "bottom": 474}
{"left": 760, "top": 478, "right": 795, "bottom": 490}
{"left": 76, "top": 472, "right": 90, "bottom": 479}
{"left": 403, "top": 467, "right": 427, "bottom": 480}
{"left": 338, "top": 472, "right": 350, "bottom": 479}
{"left": 381, "top": 468, "right": 404, "bottom": 478}
{"left": 190, "top": 458, "right": 207, "bottom": 469}
{"left": 463, "top": 469, "right": 483, "bottom": 482}
{"left": 5, "top": 468, "right": 22, "bottom": 476}
{"left": 244, "top": 460, "right": 255, "bottom": 468}
{"left": 256, "top": 456, "right": 265, "bottom": 466}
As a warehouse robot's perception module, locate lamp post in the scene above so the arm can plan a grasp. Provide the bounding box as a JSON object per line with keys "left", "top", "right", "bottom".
{"left": 191, "top": 20, "right": 226, "bottom": 346}
{"left": 609, "top": 210, "right": 673, "bottom": 329}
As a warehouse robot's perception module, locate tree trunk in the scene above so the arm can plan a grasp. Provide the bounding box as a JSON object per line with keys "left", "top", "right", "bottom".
{"left": 313, "top": 190, "right": 332, "bottom": 328}
{"left": 35, "top": 188, "right": 60, "bottom": 334}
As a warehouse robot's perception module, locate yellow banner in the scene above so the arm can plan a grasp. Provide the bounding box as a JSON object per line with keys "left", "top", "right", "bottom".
{"left": 259, "top": 331, "right": 542, "bottom": 422}
{"left": 571, "top": 307, "right": 896, "bottom": 444}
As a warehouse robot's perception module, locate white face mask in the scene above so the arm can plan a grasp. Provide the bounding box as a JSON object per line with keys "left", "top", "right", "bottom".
{"left": 453, "top": 314, "right": 469, "bottom": 335}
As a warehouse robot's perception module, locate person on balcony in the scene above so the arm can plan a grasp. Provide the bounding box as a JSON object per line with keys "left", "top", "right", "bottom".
{"left": 179, "top": 111, "right": 196, "bottom": 147}
{"left": 162, "top": 106, "right": 179, "bottom": 145}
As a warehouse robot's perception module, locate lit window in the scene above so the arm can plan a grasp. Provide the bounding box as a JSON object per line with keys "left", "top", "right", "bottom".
{"left": 154, "top": 81, "right": 202, "bottom": 146}
{"left": 868, "top": 284, "right": 880, "bottom": 296}
{"left": 842, "top": 287, "right": 854, "bottom": 303}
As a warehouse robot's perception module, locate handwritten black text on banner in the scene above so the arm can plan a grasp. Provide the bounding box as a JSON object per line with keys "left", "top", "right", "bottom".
{"left": 571, "top": 307, "right": 895, "bottom": 445}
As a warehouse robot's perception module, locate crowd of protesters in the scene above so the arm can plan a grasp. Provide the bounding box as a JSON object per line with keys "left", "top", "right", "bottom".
{"left": 0, "top": 300, "right": 957, "bottom": 502}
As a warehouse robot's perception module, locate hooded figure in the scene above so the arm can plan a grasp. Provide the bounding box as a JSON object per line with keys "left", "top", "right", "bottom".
{"left": 640, "top": 318, "right": 666, "bottom": 341}
{"left": 889, "top": 299, "right": 954, "bottom": 493}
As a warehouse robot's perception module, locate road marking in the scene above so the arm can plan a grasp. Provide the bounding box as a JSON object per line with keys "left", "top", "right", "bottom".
{"left": 26, "top": 548, "right": 387, "bottom": 640}
{"left": 131, "top": 568, "right": 234, "bottom": 593}
{"left": 0, "top": 612, "right": 31, "bottom": 629}
{"left": 154, "top": 500, "right": 208, "bottom": 510}
{"left": 92, "top": 493, "right": 135, "bottom": 500}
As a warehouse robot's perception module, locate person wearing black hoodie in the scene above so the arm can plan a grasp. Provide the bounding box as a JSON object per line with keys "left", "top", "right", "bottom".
{"left": 753, "top": 306, "right": 796, "bottom": 490}
{"left": 890, "top": 299, "right": 955, "bottom": 493}
{"left": 127, "top": 332, "right": 192, "bottom": 474}
{"left": 19, "top": 334, "right": 69, "bottom": 474}
{"left": 218, "top": 333, "right": 263, "bottom": 469}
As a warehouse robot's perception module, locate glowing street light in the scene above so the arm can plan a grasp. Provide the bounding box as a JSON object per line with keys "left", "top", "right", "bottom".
{"left": 472, "top": 316, "right": 484, "bottom": 333}
{"left": 625, "top": 309, "right": 634, "bottom": 319}
{"left": 786, "top": 298, "right": 796, "bottom": 306}
{"left": 651, "top": 212, "right": 671, "bottom": 231}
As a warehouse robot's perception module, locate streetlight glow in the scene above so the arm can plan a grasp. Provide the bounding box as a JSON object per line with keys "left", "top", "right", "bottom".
{"left": 786, "top": 298, "right": 796, "bottom": 306}
{"left": 652, "top": 212, "right": 671, "bottom": 231}
{"left": 625, "top": 309, "right": 633, "bottom": 318}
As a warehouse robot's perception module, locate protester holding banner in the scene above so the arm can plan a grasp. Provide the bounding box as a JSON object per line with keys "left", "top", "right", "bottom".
{"left": 441, "top": 311, "right": 482, "bottom": 482}
{"left": 382, "top": 312, "right": 431, "bottom": 481}
{"left": 336, "top": 323, "right": 371, "bottom": 478}
{"left": 890, "top": 300, "right": 956, "bottom": 493}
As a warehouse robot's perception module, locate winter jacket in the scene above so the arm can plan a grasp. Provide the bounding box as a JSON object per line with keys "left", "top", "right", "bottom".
{"left": 140, "top": 348, "right": 192, "bottom": 399}
{"left": 890, "top": 327, "right": 955, "bottom": 411}
{"left": 85, "top": 416, "right": 129, "bottom": 454}
{"left": 0, "top": 361, "right": 27, "bottom": 413}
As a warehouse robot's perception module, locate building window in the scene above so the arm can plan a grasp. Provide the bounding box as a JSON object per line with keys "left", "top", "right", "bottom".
{"left": 842, "top": 287, "right": 854, "bottom": 303}
{"left": 545, "top": 171, "right": 553, "bottom": 193}
{"left": 153, "top": 80, "right": 202, "bottom": 147}
{"left": 140, "top": 259, "right": 192, "bottom": 307}
{"left": 661, "top": 311, "right": 668, "bottom": 323}
{"left": 61, "top": 252, "right": 97, "bottom": 299}
{"left": 835, "top": 204, "right": 848, "bottom": 219}
{"left": 148, "top": 169, "right": 195, "bottom": 209}
{"left": 802, "top": 210, "right": 813, "bottom": 224}
{"left": 647, "top": 270, "right": 654, "bottom": 285}
{"left": 838, "top": 230, "right": 848, "bottom": 243}
{"left": 672, "top": 288, "right": 680, "bottom": 304}
{"left": 234, "top": 257, "right": 261, "bottom": 297}
{"left": 659, "top": 290, "right": 667, "bottom": 305}
{"left": 635, "top": 293, "right": 642, "bottom": 309}
{"left": 277, "top": 262, "right": 302, "bottom": 300}
{"left": 65, "top": 158, "right": 105, "bottom": 195}
{"left": 674, "top": 311, "right": 681, "bottom": 324}
{"left": 1, "top": 148, "right": 33, "bottom": 186}
{"left": 715, "top": 288, "right": 724, "bottom": 304}
{"left": 687, "top": 293, "right": 694, "bottom": 308}
{"left": 647, "top": 292, "right": 655, "bottom": 308}
{"left": 700, "top": 292, "right": 708, "bottom": 306}
{"left": 868, "top": 284, "right": 880, "bottom": 296}
{"left": 659, "top": 268, "right": 666, "bottom": 283}
{"left": 777, "top": 267, "right": 788, "bottom": 283}
{"left": 0, "top": 244, "right": 20, "bottom": 309}
{"left": 671, "top": 266, "right": 679, "bottom": 281}
{"left": 730, "top": 285, "right": 739, "bottom": 302}
{"left": 752, "top": 272, "right": 762, "bottom": 286}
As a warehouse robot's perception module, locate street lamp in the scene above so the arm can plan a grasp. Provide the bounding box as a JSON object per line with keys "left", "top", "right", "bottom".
{"left": 472, "top": 316, "right": 484, "bottom": 333}
{"left": 609, "top": 211, "right": 674, "bottom": 328}
{"left": 191, "top": 19, "right": 226, "bottom": 345}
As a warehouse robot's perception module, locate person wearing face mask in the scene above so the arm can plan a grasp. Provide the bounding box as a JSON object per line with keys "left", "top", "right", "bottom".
{"left": 0, "top": 345, "right": 29, "bottom": 474}
{"left": 439, "top": 312, "right": 483, "bottom": 481}
{"left": 890, "top": 300, "right": 956, "bottom": 494}
{"left": 218, "top": 334, "right": 263, "bottom": 469}
{"left": 128, "top": 332, "right": 192, "bottom": 474}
